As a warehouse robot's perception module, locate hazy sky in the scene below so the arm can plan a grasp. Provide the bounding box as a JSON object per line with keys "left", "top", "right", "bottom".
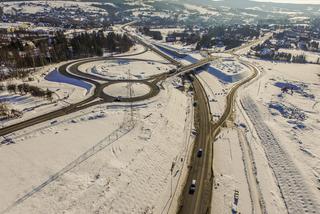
{"left": 252, "top": 0, "right": 320, "bottom": 4}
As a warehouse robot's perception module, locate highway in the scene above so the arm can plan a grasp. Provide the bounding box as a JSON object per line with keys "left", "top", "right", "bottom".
{"left": 178, "top": 59, "right": 259, "bottom": 214}
{"left": 121, "top": 24, "right": 262, "bottom": 214}
{"left": 178, "top": 75, "right": 213, "bottom": 214}
{"left": 0, "top": 25, "right": 213, "bottom": 138}
{"left": 0, "top": 23, "right": 261, "bottom": 214}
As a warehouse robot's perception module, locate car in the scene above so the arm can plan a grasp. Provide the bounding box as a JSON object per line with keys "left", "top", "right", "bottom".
{"left": 114, "top": 96, "right": 122, "bottom": 102}
{"left": 189, "top": 179, "right": 196, "bottom": 194}
{"left": 197, "top": 149, "right": 203, "bottom": 157}
{"left": 50, "top": 120, "right": 58, "bottom": 125}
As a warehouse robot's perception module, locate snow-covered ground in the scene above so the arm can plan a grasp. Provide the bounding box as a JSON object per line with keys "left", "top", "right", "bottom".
{"left": 183, "top": 4, "right": 219, "bottom": 16}
{"left": 235, "top": 59, "right": 320, "bottom": 213}
{"left": 211, "top": 59, "right": 249, "bottom": 75}
{"left": 195, "top": 70, "right": 229, "bottom": 122}
{"left": 0, "top": 73, "right": 194, "bottom": 214}
{"left": 278, "top": 48, "right": 320, "bottom": 63}
{"left": 212, "top": 128, "right": 254, "bottom": 214}
{"left": 103, "top": 83, "right": 150, "bottom": 98}
{"left": 0, "top": 92, "right": 49, "bottom": 111}
{"left": 0, "top": 63, "right": 89, "bottom": 127}
{"left": 205, "top": 54, "right": 320, "bottom": 213}
{"left": 0, "top": 1, "right": 108, "bottom": 15}
{"left": 78, "top": 59, "right": 173, "bottom": 80}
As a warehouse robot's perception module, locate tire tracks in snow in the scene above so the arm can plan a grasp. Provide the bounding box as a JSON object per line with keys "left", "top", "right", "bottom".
{"left": 241, "top": 96, "right": 319, "bottom": 214}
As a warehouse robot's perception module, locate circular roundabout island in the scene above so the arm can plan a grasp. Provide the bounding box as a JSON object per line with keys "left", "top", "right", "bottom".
{"left": 102, "top": 81, "right": 157, "bottom": 102}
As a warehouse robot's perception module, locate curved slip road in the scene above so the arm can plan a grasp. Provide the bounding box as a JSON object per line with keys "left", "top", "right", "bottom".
{"left": 0, "top": 56, "right": 167, "bottom": 137}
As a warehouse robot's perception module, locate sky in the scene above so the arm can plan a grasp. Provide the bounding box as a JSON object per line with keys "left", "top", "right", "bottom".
{"left": 252, "top": 0, "right": 320, "bottom": 4}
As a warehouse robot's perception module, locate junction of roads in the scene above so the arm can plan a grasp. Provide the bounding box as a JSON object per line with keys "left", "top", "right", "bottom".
{"left": 0, "top": 24, "right": 261, "bottom": 214}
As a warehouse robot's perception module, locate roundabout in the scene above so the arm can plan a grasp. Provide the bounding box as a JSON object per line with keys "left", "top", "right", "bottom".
{"left": 60, "top": 56, "right": 166, "bottom": 103}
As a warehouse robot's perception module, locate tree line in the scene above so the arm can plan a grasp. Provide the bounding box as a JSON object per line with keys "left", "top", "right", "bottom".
{"left": 195, "top": 25, "right": 260, "bottom": 50}
{"left": 1, "top": 83, "right": 53, "bottom": 100}
{"left": 0, "top": 31, "right": 134, "bottom": 71}
{"left": 139, "top": 27, "right": 163, "bottom": 40}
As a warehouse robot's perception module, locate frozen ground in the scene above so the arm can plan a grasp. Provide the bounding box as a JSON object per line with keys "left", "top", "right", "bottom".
{"left": 1, "top": 63, "right": 89, "bottom": 127}
{"left": 195, "top": 70, "right": 230, "bottom": 122}
{"left": 103, "top": 83, "right": 150, "bottom": 98}
{"left": 0, "top": 1, "right": 108, "bottom": 15}
{"left": 78, "top": 59, "right": 172, "bottom": 80}
{"left": 209, "top": 56, "right": 320, "bottom": 213}
{"left": 278, "top": 49, "right": 320, "bottom": 63}
{"left": 0, "top": 93, "right": 51, "bottom": 114}
{"left": 211, "top": 59, "right": 250, "bottom": 75}
{"left": 235, "top": 59, "right": 320, "bottom": 213}
{"left": 212, "top": 128, "right": 253, "bottom": 214}
{"left": 0, "top": 75, "right": 194, "bottom": 214}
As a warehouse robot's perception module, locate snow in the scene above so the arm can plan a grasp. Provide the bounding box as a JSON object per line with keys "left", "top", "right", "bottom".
{"left": 236, "top": 59, "right": 320, "bottom": 213}
{"left": 0, "top": 1, "right": 108, "bottom": 15}
{"left": 240, "top": 96, "right": 318, "bottom": 213}
{"left": 0, "top": 74, "right": 194, "bottom": 214}
{"left": 253, "top": 0, "right": 320, "bottom": 4}
{"left": 212, "top": 128, "right": 253, "bottom": 214}
{"left": 45, "top": 68, "right": 92, "bottom": 93}
{"left": 195, "top": 70, "right": 229, "bottom": 121}
{"left": 204, "top": 54, "right": 320, "bottom": 213}
{"left": 78, "top": 59, "right": 172, "bottom": 80}
{"left": 1, "top": 63, "right": 91, "bottom": 128}
{"left": 278, "top": 48, "right": 320, "bottom": 63}
{"left": 208, "top": 59, "right": 251, "bottom": 82}
{"left": 0, "top": 93, "right": 50, "bottom": 113}
{"left": 183, "top": 4, "right": 219, "bottom": 16}
{"left": 103, "top": 83, "right": 150, "bottom": 98}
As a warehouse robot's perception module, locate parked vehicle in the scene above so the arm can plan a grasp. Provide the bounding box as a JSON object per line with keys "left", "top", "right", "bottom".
{"left": 197, "top": 148, "right": 203, "bottom": 157}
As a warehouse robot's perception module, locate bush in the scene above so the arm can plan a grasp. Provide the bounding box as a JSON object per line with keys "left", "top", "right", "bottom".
{"left": 0, "top": 84, "right": 5, "bottom": 92}
{"left": 14, "top": 83, "right": 53, "bottom": 100}
{"left": 7, "top": 84, "right": 17, "bottom": 94}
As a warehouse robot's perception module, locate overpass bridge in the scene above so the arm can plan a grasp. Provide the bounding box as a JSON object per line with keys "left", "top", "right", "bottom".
{"left": 125, "top": 33, "right": 213, "bottom": 75}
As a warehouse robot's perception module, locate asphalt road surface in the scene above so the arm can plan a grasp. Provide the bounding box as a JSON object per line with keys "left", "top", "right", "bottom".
{"left": 0, "top": 55, "right": 165, "bottom": 137}
{"left": 178, "top": 75, "right": 213, "bottom": 214}
{"left": 178, "top": 60, "right": 259, "bottom": 214}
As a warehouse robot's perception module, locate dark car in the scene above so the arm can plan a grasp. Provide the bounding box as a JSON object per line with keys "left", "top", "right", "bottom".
{"left": 197, "top": 149, "right": 203, "bottom": 157}
{"left": 189, "top": 179, "right": 196, "bottom": 194}
{"left": 114, "top": 96, "right": 122, "bottom": 102}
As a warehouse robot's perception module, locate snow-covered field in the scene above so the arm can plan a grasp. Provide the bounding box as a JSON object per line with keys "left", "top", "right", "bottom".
{"left": 211, "top": 59, "right": 249, "bottom": 75}
{"left": 279, "top": 48, "right": 320, "bottom": 63}
{"left": 183, "top": 4, "right": 219, "bottom": 16}
{"left": 0, "top": 1, "right": 108, "bottom": 15}
{"left": 206, "top": 55, "right": 320, "bottom": 213}
{"left": 212, "top": 128, "right": 254, "bottom": 214}
{"left": 235, "top": 59, "right": 320, "bottom": 213}
{"left": 78, "top": 59, "right": 172, "bottom": 80}
{"left": 195, "top": 70, "right": 229, "bottom": 122}
{"left": 0, "top": 71, "right": 194, "bottom": 214}
{"left": 0, "top": 63, "right": 89, "bottom": 128}
{"left": 103, "top": 82, "right": 150, "bottom": 98}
